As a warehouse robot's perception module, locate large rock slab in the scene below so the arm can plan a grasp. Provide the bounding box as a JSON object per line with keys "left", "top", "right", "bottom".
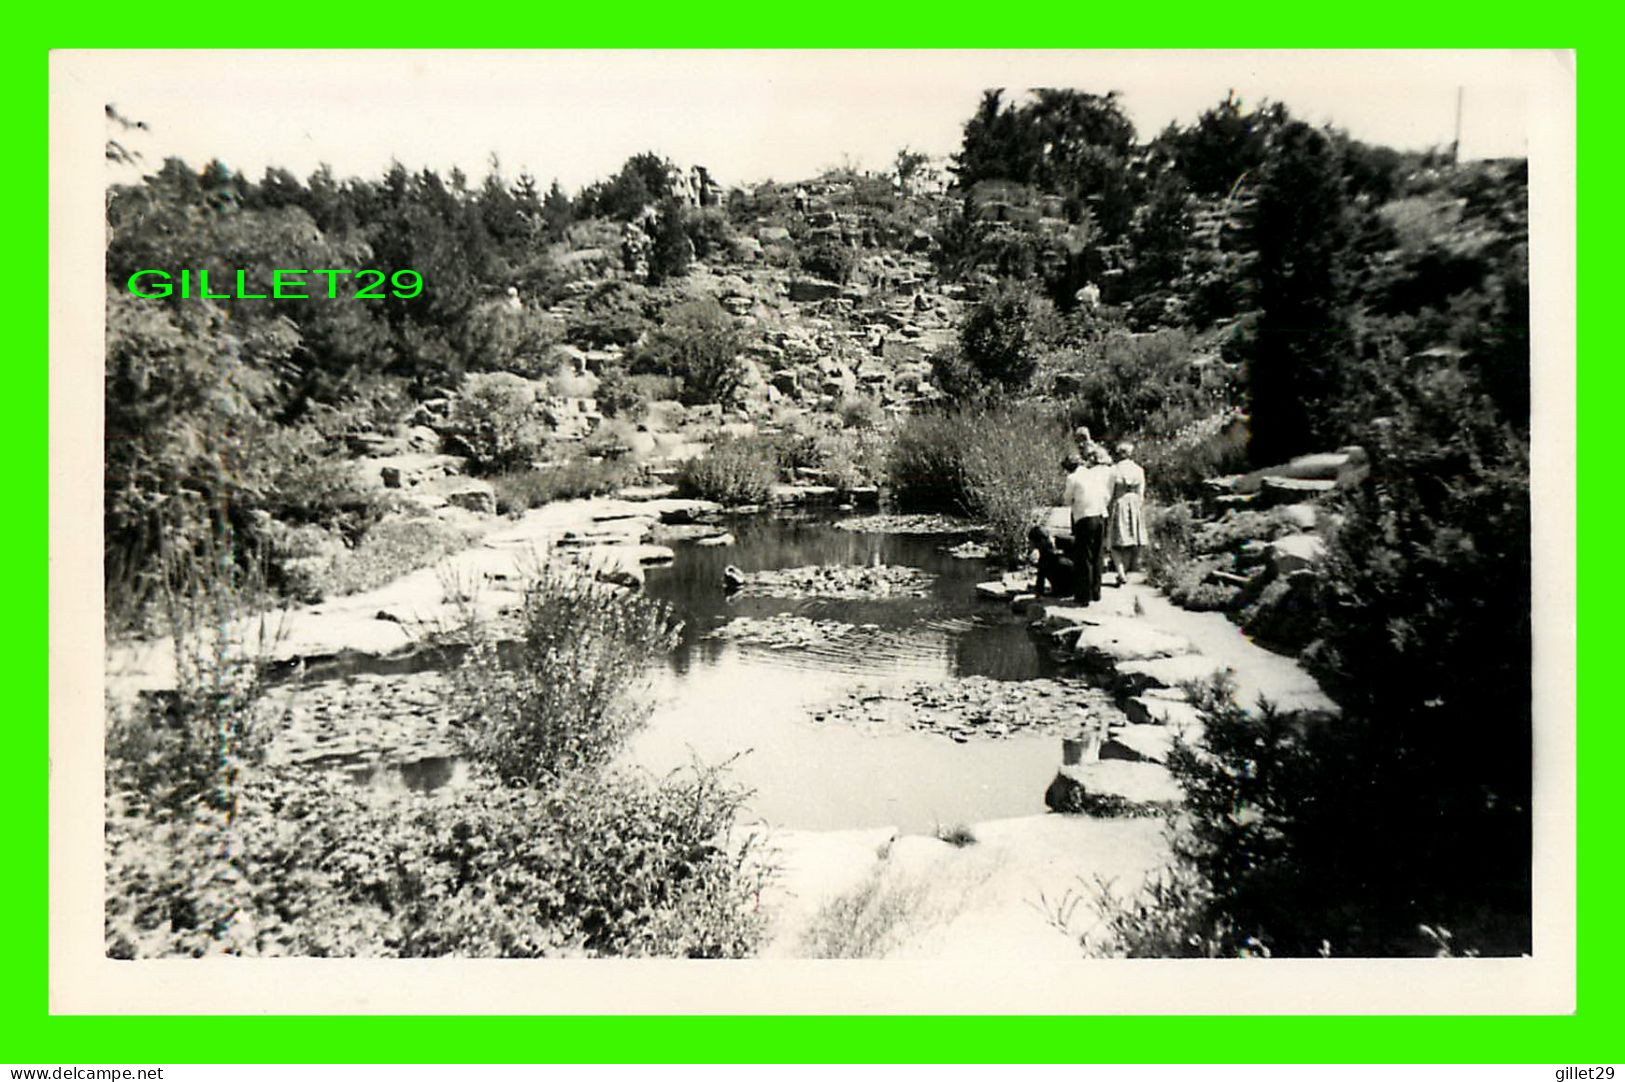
{"left": 789, "top": 278, "right": 842, "bottom": 302}
{"left": 1267, "top": 533, "right": 1327, "bottom": 574}
{"left": 1044, "top": 761, "right": 1181, "bottom": 816}
{"left": 1115, "top": 654, "right": 1236, "bottom": 694}
{"left": 1072, "top": 620, "right": 1195, "bottom": 664}
{"left": 1123, "top": 694, "right": 1207, "bottom": 734}
{"left": 1258, "top": 476, "right": 1337, "bottom": 507}
{"left": 1099, "top": 724, "right": 1177, "bottom": 764}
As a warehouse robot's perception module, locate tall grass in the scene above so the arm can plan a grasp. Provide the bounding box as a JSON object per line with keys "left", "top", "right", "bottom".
{"left": 105, "top": 513, "right": 282, "bottom": 817}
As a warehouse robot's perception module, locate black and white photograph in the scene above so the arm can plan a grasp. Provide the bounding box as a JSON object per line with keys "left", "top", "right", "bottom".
{"left": 51, "top": 49, "right": 1575, "bottom": 1013}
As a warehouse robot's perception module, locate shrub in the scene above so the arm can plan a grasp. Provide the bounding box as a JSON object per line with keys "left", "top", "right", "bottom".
{"left": 1135, "top": 412, "right": 1250, "bottom": 502}
{"left": 959, "top": 283, "right": 1058, "bottom": 393}
{"left": 799, "top": 867, "right": 930, "bottom": 959}
{"left": 107, "top": 765, "right": 766, "bottom": 959}
{"left": 836, "top": 394, "right": 885, "bottom": 431}
{"left": 1055, "top": 328, "right": 1223, "bottom": 440}
{"left": 452, "top": 565, "right": 682, "bottom": 783}
{"left": 648, "top": 199, "right": 694, "bottom": 283}
{"left": 675, "top": 436, "right": 779, "bottom": 505}
{"left": 491, "top": 458, "right": 641, "bottom": 514}
{"left": 314, "top": 512, "right": 483, "bottom": 598}
{"left": 927, "top": 344, "right": 984, "bottom": 401}
{"left": 592, "top": 364, "right": 647, "bottom": 421}
{"left": 797, "top": 238, "right": 857, "bottom": 284}
{"left": 444, "top": 372, "right": 543, "bottom": 474}
{"left": 886, "top": 402, "right": 1073, "bottom": 562}
{"left": 631, "top": 298, "right": 744, "bottom": 407}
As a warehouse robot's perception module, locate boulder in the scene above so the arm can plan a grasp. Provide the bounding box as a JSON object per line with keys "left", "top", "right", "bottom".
{"left": 789, "top": 279, "right": 842, "bottom": 302}
{"left": 757, "top": 225, "right": 791, "bottom": 243}
{"left": 443, "top": 483, "right": 496, "bottom": 515}
{"left": 1044, "top": 761, "right": 1181, "bottom": 816}
{"left": 1258, "top": 476, "right": 1337, "bottom": 507}
{"left": 1268, "top": 533, "right": 1327, "bottom": 574}
{"left": 695, "top": 532, "right": 736, "bottom": 547}
{"left": 1123, "top": 694, "right": 1207, "bottom": 734}
{"left": 404, "top": 425, "right": 441, "bottom": 453}
{"left": 1276, "top": 503, "right": 1319, "bottom": 531}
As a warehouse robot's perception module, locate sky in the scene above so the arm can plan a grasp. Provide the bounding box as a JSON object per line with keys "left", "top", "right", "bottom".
{"left": 86, "top": 50, "right": 1564, "bottom": 192}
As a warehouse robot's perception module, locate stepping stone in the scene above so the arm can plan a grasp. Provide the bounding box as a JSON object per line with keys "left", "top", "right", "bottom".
{"left": 1044, "top": 760, "right": 1181, "bottom": 815}
{"left": 1099, "top": 724, "right": 1176, "bottom": 764}
{"left": 1072, "top": 621, "right": 1194, "bottom": 663}
{"left": 1124, "top": 695, "right": 1207, "bottom": 734}
{"left": 1258, "top": 476, "right": 1337, "bottom": 507}
{"left": 1116, "top": 654, "right": 1235, "bottom": 694}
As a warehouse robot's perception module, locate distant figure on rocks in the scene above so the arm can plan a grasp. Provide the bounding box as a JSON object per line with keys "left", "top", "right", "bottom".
{"left": 723, "top": 565, "right": 746, "bottom": 593}
{"left": 1107, "top": 441, "right": 1147, "bottom": 588}
{"left": 1061, "top": 447, "right": 1113, "bottom": 605}
{"left": 1027, "top": 525, "right": 1075, "bottom": 597}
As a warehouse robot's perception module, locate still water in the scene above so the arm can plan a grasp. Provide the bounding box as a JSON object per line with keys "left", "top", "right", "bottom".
{"left": 624, "top": 512, "right": 1071, "bottom": 833}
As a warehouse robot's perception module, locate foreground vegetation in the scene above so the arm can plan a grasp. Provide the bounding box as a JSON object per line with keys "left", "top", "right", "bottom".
{"left": 106, "top": 544, "right": 766, "bottom": 958}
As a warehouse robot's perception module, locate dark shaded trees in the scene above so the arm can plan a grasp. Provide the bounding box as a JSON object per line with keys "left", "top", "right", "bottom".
{"left": 1245, "top": 121, "right": 1357, "bottom": 464}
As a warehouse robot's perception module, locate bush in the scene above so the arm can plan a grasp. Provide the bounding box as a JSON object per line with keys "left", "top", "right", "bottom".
{"left": 675, "top": 436, "right": 779, "bottom": 505}
{"left": 1135, "top": 412, "right": 1250, "bottom": 501}
{"left": 797, "top": 238, "right": 857, "bottom": 284}
{"left": 313, "top": 512, "right": 483, "bottom": 598}
{"left": 491, "top": 458, "right": 641, "bottom": 514}
{"left": 444, "top": 372, "right": 543, "bottom": 474}
{"left": 836, "top": 394, "right": 885, "bottom": 431}
{"left": 630, "top": 298, "right": 744, "bottom": 407}
{"left": 453, "top": 565, "right": 682, "bottom": 783}
{"left": 107, "top": 766, "right": 766, "bottom": 959}
{"left": 886, "top": 402, "right": 1073, "bottom": 562}
{"left": 958, "top": 283, "right": 1057, "bottom": 393}
{"left": 592, "top": 364, "right": 647, "bottom": 421}
{"left": 1055, "top": 328, "right": 1224, "bottom": 441}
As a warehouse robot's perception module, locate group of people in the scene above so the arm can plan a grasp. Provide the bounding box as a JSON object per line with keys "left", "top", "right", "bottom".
{"left": 1029, "top": 427, "right": 1148, "bottom": 605}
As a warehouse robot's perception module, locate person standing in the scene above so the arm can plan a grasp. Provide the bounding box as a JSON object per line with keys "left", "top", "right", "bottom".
{"left": 1062, "top": 446, "right": 1113, "bottom": 604}
{"left": 1107, "top": 441, "right": 1148, "bottom": 587}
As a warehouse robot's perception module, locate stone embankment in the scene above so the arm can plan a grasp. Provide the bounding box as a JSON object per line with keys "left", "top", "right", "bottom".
{"left": 974, "top": 570, "right": 1339, "bottom": 818}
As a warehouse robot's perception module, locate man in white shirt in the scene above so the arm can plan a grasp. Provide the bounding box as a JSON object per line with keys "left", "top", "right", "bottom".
{"left": 1061, "top": 445, "right": 1114, "bottom": 604}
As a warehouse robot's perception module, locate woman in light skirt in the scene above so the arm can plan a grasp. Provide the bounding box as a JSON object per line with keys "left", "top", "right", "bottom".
{"left": 1106, "top": 441, "right": 1147, "bottom": 587}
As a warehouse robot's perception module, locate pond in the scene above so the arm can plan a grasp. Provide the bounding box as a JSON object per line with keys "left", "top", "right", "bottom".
{"left": 623, "top": 511, "right": 1076, "bottom": 833}
{"left": 309, "top": 510, "right": 1090, "bottom": 835}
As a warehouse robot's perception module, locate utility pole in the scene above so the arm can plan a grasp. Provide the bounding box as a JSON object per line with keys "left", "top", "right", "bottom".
{"left": 1451, "top": 86, "right": 1464, "bottom": 164}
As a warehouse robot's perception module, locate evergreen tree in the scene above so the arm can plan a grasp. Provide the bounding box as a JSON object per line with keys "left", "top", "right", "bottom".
{"left": 1246, "top": 121, "right": 1356, "bottom": 463}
